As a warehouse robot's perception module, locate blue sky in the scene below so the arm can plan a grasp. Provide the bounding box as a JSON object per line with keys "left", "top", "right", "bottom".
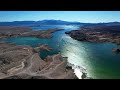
{"left": 0, "top": 11, "right": 120, "bottom": 23}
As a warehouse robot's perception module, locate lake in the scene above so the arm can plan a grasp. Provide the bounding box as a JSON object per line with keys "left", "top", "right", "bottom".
{"left": 1, "top": 25, "right": 120, "bottom": 79}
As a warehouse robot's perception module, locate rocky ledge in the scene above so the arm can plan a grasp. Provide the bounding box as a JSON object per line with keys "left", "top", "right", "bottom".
{"left": 0, "top": 43, "right": 77, "bottom": 79}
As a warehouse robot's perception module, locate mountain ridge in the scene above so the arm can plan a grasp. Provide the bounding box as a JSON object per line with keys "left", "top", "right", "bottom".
{"left": 0, "top": 20, "right": 120, "bottom": 26}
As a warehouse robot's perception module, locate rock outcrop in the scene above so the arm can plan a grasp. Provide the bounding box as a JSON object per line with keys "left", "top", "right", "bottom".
{"left": 33, "top": 44, "right": 52, "bottom": 53}
{"left": 112, "top": 48, "right": 120, "bottom": 54}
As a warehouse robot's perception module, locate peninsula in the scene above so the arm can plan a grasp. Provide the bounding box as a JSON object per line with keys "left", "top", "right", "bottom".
{"left": 0, "top": 26, "right": 63, "bottom": 39}
{"left": 0, "top": 42, "right": 77, "bottom": 79}
{"left": 65, "top": 25, "right": 120, "bottom": 45}
{"left": 0, "top": 26, "right": 77, "bottom": 79}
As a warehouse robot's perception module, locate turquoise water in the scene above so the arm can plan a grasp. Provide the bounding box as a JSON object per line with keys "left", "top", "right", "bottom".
{"left": 1, "top": 25, "right": 120, "bottom": 79}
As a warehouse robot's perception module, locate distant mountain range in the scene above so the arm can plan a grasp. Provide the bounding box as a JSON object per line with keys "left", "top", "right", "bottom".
{"left": 83, "top": 22, "right": 120, "bottom": 26}
{"left": 0, "top": 20, "right": 120, "bottom": 26}
{"left": 0, "top": 20, "right": 88, "bottom": 26}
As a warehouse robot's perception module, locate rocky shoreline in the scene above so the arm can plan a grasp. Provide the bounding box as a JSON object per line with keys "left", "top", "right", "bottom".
{"left": 0, "top": 26, "right": 78, "bottom": 79}
{"left": 0, "top": 26, "right": 63, "bottom": 39}
{"left": 65, "top": 25, "right": 120, "bottom": 54}
{"left": 65, "top": 25, "right": 120, "bottom": 45}
{"left": 0, "top": 42, "right": 77, "bottom": 79}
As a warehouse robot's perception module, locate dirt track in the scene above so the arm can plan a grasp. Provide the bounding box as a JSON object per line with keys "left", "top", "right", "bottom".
{"left": 0, "top": 43, "right": 76, "bottom": 79}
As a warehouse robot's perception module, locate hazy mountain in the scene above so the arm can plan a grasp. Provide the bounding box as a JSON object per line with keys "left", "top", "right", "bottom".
{"left": 105, "top": 22, "right": 120, "bottom": 26}
{"left": 0, "top": 21, "right": 36, "bottom": 26}
{"left": 36, "top": 20, "right": 69, "bottom": 25}
{"left": 83, "top": 22, "right": 120, "bottom": 26}
{"left": 0, "top": 20, "right": 87, "bottom": 26}
{"left": 0, "top": 20, "right": 120, "bottom": 26}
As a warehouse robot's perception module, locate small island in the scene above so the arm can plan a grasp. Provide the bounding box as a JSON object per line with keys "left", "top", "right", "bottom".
{"left": 112, "top": 48, "right": 120, "bottom": 54}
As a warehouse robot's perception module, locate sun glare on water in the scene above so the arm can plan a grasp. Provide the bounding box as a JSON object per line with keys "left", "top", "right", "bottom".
{"left": 74, "top": 68, "right": 82, "bottom": 79}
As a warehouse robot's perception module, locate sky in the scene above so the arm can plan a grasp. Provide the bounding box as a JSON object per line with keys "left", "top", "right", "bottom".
{"left": 0, "top": 11, "right": 120, "bottom": 23}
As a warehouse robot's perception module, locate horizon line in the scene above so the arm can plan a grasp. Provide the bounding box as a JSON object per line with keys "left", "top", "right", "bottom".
{"left": 0, "top": 19, "right": 119, "bottom": 23}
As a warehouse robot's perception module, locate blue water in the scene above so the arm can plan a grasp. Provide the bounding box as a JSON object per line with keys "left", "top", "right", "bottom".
{"left": 1, "top": 25, "right": 120, "bottom": 79}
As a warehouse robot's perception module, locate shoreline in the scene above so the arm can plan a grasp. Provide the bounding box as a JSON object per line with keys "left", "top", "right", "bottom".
{"left": 0, "top": 26, "right": 64, "bottom": 39}
{"left": 0, "top": 42, "right": 77, "bottom": 79}
{"left": 65, "top": 25, "right": 120, "bottom": 45}
{"left": 0, "top": 26, "right": 77, "bottom": 79}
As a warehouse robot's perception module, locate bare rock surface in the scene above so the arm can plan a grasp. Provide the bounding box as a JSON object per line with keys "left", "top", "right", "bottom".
{"left": 0, "top": 43, "right": 76, "bottom": 79}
